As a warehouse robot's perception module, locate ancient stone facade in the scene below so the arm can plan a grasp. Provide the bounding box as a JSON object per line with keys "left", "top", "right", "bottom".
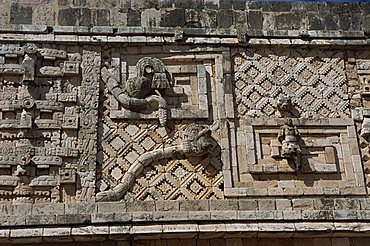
{"left": 0, "top": 1, "right": 370, "bottom": 246}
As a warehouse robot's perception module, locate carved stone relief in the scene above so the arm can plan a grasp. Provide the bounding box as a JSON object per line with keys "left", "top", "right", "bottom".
{"left": 96, "top": 47, "right": 226, "bottom": 201}
{"left": 233, "top": 48, "right": 349, "bottom": 118}
{"left": 350, "top": 49, "right": 370, "bottom": 194}
{"left": 227, "top": 47, "right": 367, "bottom": 198}
{"left": 0, "top": 43, "right": 98, "bottom": 203}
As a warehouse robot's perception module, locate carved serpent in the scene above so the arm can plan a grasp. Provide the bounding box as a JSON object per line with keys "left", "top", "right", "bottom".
{"left": 101, "top": 57, "right": 170, "bottom": 126}
{"left": 95, "top": 124, "right": 213, "bottom": 202}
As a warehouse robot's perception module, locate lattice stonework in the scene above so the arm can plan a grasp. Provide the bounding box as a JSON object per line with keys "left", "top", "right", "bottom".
{"left": 96, "top": 47, "right": 226, "bottom": 201}
{"left": 234, "top": 48, "right": 350, "bottom": 118}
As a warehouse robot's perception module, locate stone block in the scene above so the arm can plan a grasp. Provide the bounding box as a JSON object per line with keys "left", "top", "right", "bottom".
{"left": 43, "top": 227, "right": 71, "bottom": 237}
{"left": 292, "top": 199, "right": 314, "bottom": 210}
{"left": 308, "top": 14, "right": 324, "bottom": 30}
{"left": 238, "top": 211, "right": 257, "bottom": 220}
{"left": 262, "top": 2, "right": 292, "bottom": 12}
{"left": 333, "top": 210, "right": 357, "bottom": 220}
{"left": 161, "top": 9, "right": 185, "bottom": 27}
{"left": 65, "top": 203, "right": 97, "bottom": 214}
{"left": 131, "top": 212, "right": 153, "bottom": 222}
{"left": 155, "top": 200, "right": 179, "bottom": 211}
{"left": 97, "top": 9, "right": 110, "bottom": 26}
{"left": 283, "top": 210, "right": 301, "bottom": 220}
{"left": 238, "top": 199, "right": 258, "bottom": 210}
{"left": 258, "top": 199, "right": 276, "bottom": 210}
{"left": 56, "top": 214, "right": 91, "bottom": 225}
{"left": 210, "top": 211, "right": 237, "bottom": 220}
{"left": 10, "top": 3, "right": 32, "bottom": 24}
{"left": 275, "top": 199, "right": 292, "bottom": 211}
{"left": 58, "top": 8, "right": 92, "bottom": 26}
{"left": 91, "top": 213, "right": 115, "bottom": 223}
{"left": 0, "top": 215, "right": 26, "bottom": 226}
{"left": 179, "top": 200, "right": 209, "bottom": 211}
{"left": 10, "top": 228, "right": 43, "bottom": 238}
{"left": 127, "top": 9, "right": 141, "bottom": 26}
{"left": 1, "top": 204, "right": 32, "bottom": 216}
{"left": 126, "top": 201, "right": 155, "bottom": 212}
{"left": 209, "top": 200, "right": 238, "bottom": 211}
{"left": 26, "top": 215, "right": 56, "bottom": 225}
{"left": 32, "top": 203, "right": 65, "bottom": 215}
{"left": 188, "top": 211, "right": 211, "bottom": 220}
{"left": 357, "top": 210, "right": 370, "bottom": 220}
{"left": 71, "top": 225, "right": 109, "bottom": 235}
{"left": 313, "top": 198, "right": 335, "bottom": 210}
{"left": 153, "top": 211, "right": 189, "bottom": 221}
{"left": 114, "top": 212, "right": 132, "bottom": 222}
{"left": 110, "top": 225, "right": 131, "bottom": 235}
{"left": 334, "top": 198, "right": 360, "bottom": 210}
{"left": 255, "top": 211, "right": 276, "bottom": 220}
{"left": 97, "top": 202, "right": 126, "bottom": 213}
{"left": 217, "top": 9, "right": 233, "bottom": 28}
{"left": 359, "top": 198, "right": 370, "bottom": 210}
{"left": 246, "top": 11, "right": 263, "bottom": 30}
{"left": 301, "top": 210, "right": 333, "bottom": 220}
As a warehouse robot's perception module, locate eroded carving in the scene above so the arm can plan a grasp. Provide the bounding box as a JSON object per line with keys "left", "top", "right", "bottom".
{"left": 277, "top": 119, "right": 301, "bottom": 170}
{"left": 102, "top": 57, "right": 170, "bottom": 126}
{"left": 96, "top": 123, "right": 214, "bottom": 202}
{"left": 0, "top": 43, "right": 88, "bottom": 203}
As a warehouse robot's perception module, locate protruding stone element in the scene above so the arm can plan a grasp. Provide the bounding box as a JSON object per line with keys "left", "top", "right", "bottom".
{"left": 102, "top": 57, "right": 171, "bottom": 126}
{"left": 96, "top": 123, "right": 215, "bottom": 202}
{"left": 276, "top": 95, "right": 293, "bottom": 117}
{"left": 39, "top": 48, "right": 67, "bottom": 60}
{"left": 277, "top": 119, "right": 301, "bottom": 170}
{"left": 13, "top": 165, "right": 32, "bottom": 204}
{"left": 21, "top": 54, "right": 35, "bottom": 83}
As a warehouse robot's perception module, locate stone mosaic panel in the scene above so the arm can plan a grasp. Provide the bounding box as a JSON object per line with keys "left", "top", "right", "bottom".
{"left": 233, "top": 48, "right": 350, "bottom": 118}
{"left": 227, "top": 47, "right": 367, "bottom": 198}
{"left": 0, "top": 43, "right": 99, "bottom": 204}
{"left": 95, "top": 47, "right": 227, "bottom": 201}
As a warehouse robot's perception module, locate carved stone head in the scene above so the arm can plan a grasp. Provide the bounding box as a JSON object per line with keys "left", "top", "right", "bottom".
{"left": 183, "top": 124, "right": 213, "bottom": 156}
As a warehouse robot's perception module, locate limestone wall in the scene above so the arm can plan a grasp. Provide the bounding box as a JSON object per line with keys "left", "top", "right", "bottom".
{"left": 0, "top": 0, "right": 370, "bottom": 245}
{"left": 0, "top": 1, "right": 369, "bottom": 33}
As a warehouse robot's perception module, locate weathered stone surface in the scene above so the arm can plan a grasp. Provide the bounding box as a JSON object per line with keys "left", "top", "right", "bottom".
{"left": 10, "top": 3, "right": 32, "bottom": 24}
{"left": 0, "top": 1, "right": 368, "bottom": 244}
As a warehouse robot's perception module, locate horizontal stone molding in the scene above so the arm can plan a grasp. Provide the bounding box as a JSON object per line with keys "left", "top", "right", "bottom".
{"left": 0, "top": 198, "right": 369, "bottom": 228}
{"left": 1, "top": 222, "right": 370, "bottom": 244}
{"left": 0, "top": 25, "right": 369, "bottom": 46}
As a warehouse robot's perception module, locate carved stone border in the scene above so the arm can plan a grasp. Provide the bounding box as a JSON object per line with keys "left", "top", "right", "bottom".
{"left": 225, "top": 118, "right": 367, "bottom": 197}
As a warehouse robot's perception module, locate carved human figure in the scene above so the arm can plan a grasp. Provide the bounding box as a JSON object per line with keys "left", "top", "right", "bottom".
{"left": 278, "top": 119, "right": 301, "bottom": 169}
{"left": 101, "top": 57, "right": 170, "bottom": 126}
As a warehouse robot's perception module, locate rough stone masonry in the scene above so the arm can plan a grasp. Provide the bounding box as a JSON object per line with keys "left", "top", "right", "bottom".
{"left": 0, "top": 0, "right": 370, "bottom": 245}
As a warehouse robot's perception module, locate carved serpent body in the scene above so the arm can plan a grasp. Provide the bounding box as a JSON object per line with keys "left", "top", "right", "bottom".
{"left": 95, "top": 124, "right": 213, "bottom": 202}
{"left": 102, "top": 57, "right": 170, "bottom": 126}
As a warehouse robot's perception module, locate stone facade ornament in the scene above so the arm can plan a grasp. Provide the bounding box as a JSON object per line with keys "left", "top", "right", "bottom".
{"left": 96, "top": 123, "right": 214, "bottom": 202}
{"left": 101, "top": 57, "right": 170, "bottom": 126}
{"left": 275, "top": 95, "right": 293, "bottom": 117}
{"left": 277, "top": 119, "right": 301, "bottom": 170}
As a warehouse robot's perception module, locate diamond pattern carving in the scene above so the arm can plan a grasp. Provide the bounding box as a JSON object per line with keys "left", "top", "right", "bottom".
{"left": 234, "top": 48, "right": 350, "bottom": 118}
{"left": 97, "top": 50, "right": 224, "bottom": 201}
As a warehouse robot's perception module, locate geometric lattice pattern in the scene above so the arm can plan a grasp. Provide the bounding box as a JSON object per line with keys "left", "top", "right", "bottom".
{"left": 234, "top": 48, "right": 350, "bottom": 118}
{"left": 97, "top": 79, "right": 224, "bottom": 201}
